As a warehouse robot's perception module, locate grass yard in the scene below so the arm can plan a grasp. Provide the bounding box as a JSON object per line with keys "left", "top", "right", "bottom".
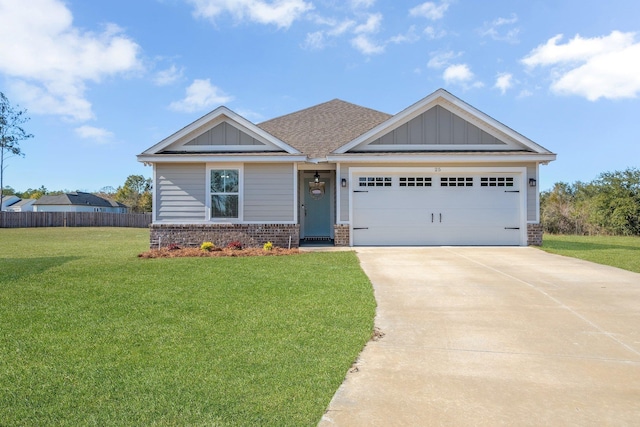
{"left": 541, "top": 234, "right": 640, "bottom": 273}
{"left": 0, "top": 228, "right": 376, "bottom": 426}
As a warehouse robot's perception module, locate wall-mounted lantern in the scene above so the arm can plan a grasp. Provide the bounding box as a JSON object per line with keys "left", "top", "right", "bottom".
{"left": 529, "top": 178, "right": 537, "bottom": 187}
{"left": 341, "top": 178, "right": 347, "bottom": 188}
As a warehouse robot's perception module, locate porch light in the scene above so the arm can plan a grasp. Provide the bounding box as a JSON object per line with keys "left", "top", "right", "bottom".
{"left": 341, "top": 178, "right": 347, "bottom": 187}
{"left": 314, "top": 171, "right": 320, "bottom": 183}
{"left": 529, "top": 178, "right": 537, "bottom": 187}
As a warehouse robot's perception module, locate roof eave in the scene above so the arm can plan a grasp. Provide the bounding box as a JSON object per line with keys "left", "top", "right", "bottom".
{"left": 327, "top": 152, "right": 557, "bottom": 163}
{"left": 137, "top": 153, "right": 309, "bottom": 164}
{"left": 140, "top": 106, "right": 301, "bottom": 156}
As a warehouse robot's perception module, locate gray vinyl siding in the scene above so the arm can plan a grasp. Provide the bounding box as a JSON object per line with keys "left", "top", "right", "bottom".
{"left": 244, "top": 164, "right": 294, "bottom": 222}
{"left": 156, "top": 163, "right": 206, "bottom": 221}
{"left": 185, "top": 122, "right": 264, "bottom": 146}
{"left": 370, "top": 105, "right": 507, "bottom": 146}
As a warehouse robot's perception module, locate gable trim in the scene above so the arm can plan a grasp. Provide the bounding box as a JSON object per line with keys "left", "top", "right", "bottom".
{"left": 140, "top": 106, "right": 301, "bottom": 156}
{"left": 334, "top": 89, "right": 553, "bottom": 155}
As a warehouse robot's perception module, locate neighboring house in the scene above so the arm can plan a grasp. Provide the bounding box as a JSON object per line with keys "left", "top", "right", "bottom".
{"left": 1, "top": 195, "right": 20, "bottom": 211}
{"left": 138, "top": 89, "right": 556, "bottom": 248}
{"left": 33, "top": 192, "right": 128, "bottom": 213}
{"left": 4, "top": 198, "right": 36, "bottom": 212}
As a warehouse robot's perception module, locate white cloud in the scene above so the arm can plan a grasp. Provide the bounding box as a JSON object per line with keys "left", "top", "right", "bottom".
{"left": 494, "top": 72, "right": 513, "bottom": 94}
{"left": 0, "top": 0, "right": 142, "bottom": 121}
{"left": 479, "top": 13, "right": 520, "bottom": 43}
{"left": 153, "top": 65, "right": 184, "bottom": 86}
{"left": 169, "top": 79, "right": 233, "bottom": 113}
{"left": 443, "top": 63, "right": 484, "bottom": 89}
{"left": 427, "top": 50, "right": 462, "bottom": 69}
{"left": 187, "top": 0, "right": 313, "bottom": 29}
{"left": 443, "top": 64, "right": 472, "bottom": 83}
{"left": 518, "top": 89, "right": 533, "bottom": 98}
{"left": 354, "top": 13, "right": 382, "bottom": 34}
{"left": 74, "top": 125, "right": 114, "bottom": 144}
{"left": 522, "top": 31, "right": 640, "bottom": 100}
{"left": 409, "top": 1, "right": 450, "bottom": 21}
{"left": 350, "top": 0, "right": 375, "bottom": 8}
{"left": 389, "top": 26, "right": 420, "bottom": 44}
{"left": 424, "top": 26, "right": 447, "bottom": 39}
{"left": 351, "top": 34, "right": 385, "bottom": 55}
{"left": 302, "top": 31, "right": 326, "bottom": 50}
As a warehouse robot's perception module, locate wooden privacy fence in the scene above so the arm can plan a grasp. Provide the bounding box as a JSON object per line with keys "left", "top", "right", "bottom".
{"left": 0, "top": 212, "right": 152, "bottom": 228}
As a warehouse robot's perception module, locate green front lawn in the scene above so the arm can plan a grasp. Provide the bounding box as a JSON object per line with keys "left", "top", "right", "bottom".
{"left": 0, "top": 228, "right": 376, "bottom": 426}
{"left": 541, "top": 234, "right": 640, "bottom": 273}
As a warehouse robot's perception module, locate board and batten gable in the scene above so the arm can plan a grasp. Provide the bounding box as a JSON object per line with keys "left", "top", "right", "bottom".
{"left": 185, "top": 122, "right": 267, "bottom": 147}
{"left": 156, "top": 163, "right": 206, "bottom": 222}
{"left": 244, "top": 163, "right": 296, "bottom": 222}
{"left": 369, "top": 105, "right": 508, "bottom": 147}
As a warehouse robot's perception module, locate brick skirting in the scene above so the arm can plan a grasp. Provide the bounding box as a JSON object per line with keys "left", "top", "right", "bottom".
{"left": 333, "top": 224, "right": 350, "bottom": 246}
{"left": 150, "top": 224, "right": 300, "bottom": 249}
{"left": 527, "top": 223, "right": 543, "bottom": 246}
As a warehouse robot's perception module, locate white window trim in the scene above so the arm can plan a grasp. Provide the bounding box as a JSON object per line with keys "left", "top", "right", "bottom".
{"left": 206, "top": 163, "right": 244, "bottom": 223}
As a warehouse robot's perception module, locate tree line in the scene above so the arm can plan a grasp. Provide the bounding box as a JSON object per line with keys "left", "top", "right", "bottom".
{"left": 541, "top": 167, "right": 640, "bottom": 236}
{"left": 3, "top": 175, "right": 152, "bottom": 213}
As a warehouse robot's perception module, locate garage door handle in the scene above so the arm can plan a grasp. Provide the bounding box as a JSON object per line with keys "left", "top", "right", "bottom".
{"left": 431, "top": 213, "right": 434, "bottom": 223}
{"left": 354, "top": 190, "right": 369, "bottom": 193}
{"left": 440, "top": 213, "right": 442, "bottom": 223}
{"left": 504, "top": 227, "right": 520, "bottom": 230}
{"left": 353, "top": 227, "right": 369, "bottom": 230}
{"left": 505, "top": 190, "right": 519, "bottom": 193}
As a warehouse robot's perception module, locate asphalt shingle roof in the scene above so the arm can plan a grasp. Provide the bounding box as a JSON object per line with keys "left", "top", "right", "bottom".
{"left": 257, "top": 99, "right": 392, "bottom": 158}
{"left": 34, "top": 192, "right": 126, "bottom": 208}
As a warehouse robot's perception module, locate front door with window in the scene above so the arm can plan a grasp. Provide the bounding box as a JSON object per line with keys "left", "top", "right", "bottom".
{"left": 302, "top": 176, "right": 332, "bottom": 238}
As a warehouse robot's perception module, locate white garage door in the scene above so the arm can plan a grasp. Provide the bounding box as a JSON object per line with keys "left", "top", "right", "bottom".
{"left": 352, "top": 173, "right": 523, "bottom": 246}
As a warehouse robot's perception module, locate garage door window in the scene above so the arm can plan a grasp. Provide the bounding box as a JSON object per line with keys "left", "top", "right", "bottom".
{"left": 399, "top": 177, "right": 432, "bottom": 187}
{"left": 359, "top": 177, "right": 392, "bottom": 187}
{"left": 480, "top": 177, "right": 514, "bottom": 187}
{"left": 441, "top": 177, "right": 473, "bottom": 187}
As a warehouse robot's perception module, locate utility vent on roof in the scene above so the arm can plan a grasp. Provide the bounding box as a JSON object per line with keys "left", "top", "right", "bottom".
{"left": 441, "top": 177, "right": 473, "bottom": 187}
{"left": 399, "top": 177, "right": 432, "bottom": 187}
{"left": 359, "top": 177, "right": 392, "bottom": 187}
{"left": 481, "top": 177, "right": 514, "bottom": 187}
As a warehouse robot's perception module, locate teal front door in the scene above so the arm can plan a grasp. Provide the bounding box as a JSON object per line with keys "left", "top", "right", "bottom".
{"left": 303, "top": 177, "right": 331, "bottom": 237}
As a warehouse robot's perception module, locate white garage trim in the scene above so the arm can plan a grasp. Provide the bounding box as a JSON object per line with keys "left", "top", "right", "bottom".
{"left": 348, "top": 167, "right": 527, "bottom": 246}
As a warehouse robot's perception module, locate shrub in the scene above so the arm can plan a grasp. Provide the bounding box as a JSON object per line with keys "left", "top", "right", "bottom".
{"left": 201, "top": 242, "right": 215, "bottom": 252}
{"left": 167, "top": 243, "right": 181, "bottom": 251}
{"left": 263, "top": 241, "right": 273, "bottom": 251}
{"left": 227, "top": 241, "right": 243, "bottom": 250}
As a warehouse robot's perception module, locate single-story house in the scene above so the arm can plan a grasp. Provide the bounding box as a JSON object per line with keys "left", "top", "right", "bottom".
{"left": 138, "top": 89, "right": 556, "bottom": 248}
{"left": 1, "top": 195, "right": 20, "bottom": 211}
{"left": 33, "top": 192, "right": 128, "bottom": 213}
{"left": 4, "top": 198, "right": 36, "bottom": 212}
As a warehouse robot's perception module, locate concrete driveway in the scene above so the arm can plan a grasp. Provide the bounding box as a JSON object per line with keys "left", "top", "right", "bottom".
{"left": 319, "top": 247, "right": 640, "bottom": 426}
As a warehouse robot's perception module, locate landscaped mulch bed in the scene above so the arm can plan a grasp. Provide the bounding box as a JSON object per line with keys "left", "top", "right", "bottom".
{"left": 138, "top": 247, "right": 300, "bottom": 258}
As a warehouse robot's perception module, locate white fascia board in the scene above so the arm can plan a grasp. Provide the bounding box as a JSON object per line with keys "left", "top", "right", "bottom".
{"left": 140, "top": 106, "right": 300, "bottom": 155}
{"left": 137, "top": 154, "right": 308, "bottom": 163}
{"left": 334, "top": 88, "right": 554, "bottom": 155}
{"left": 326, "top": 153, "right": 557, "bottom": 163}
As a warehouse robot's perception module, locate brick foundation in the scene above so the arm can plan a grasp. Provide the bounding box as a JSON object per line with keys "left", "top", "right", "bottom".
{"left": 150, "top": 223, "right": 300, "bottom": 249}
{"left": 527, "top": 223, "right": 543, "bottom": 246}
{"left": 334, "top": 224, "right": 350, "bottom": 246}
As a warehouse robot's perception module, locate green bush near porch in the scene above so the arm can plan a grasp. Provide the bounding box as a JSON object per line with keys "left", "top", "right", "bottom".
{"left": 0, "top": 228, "right": 375, "bottom": 426}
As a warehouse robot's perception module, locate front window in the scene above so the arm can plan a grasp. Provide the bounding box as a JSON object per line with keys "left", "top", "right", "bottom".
{"left": 210, "top": 169, "right": 239, "bottom": 218}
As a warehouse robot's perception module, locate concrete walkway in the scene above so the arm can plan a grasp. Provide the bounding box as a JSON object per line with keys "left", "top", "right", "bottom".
{"left": 319, "top": 247, "right": 640, "bottom": 426}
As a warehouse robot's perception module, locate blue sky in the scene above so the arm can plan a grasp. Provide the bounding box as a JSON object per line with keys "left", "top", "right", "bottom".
{"left": 1, "top": 0, "right": 639, "bottom": 192}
